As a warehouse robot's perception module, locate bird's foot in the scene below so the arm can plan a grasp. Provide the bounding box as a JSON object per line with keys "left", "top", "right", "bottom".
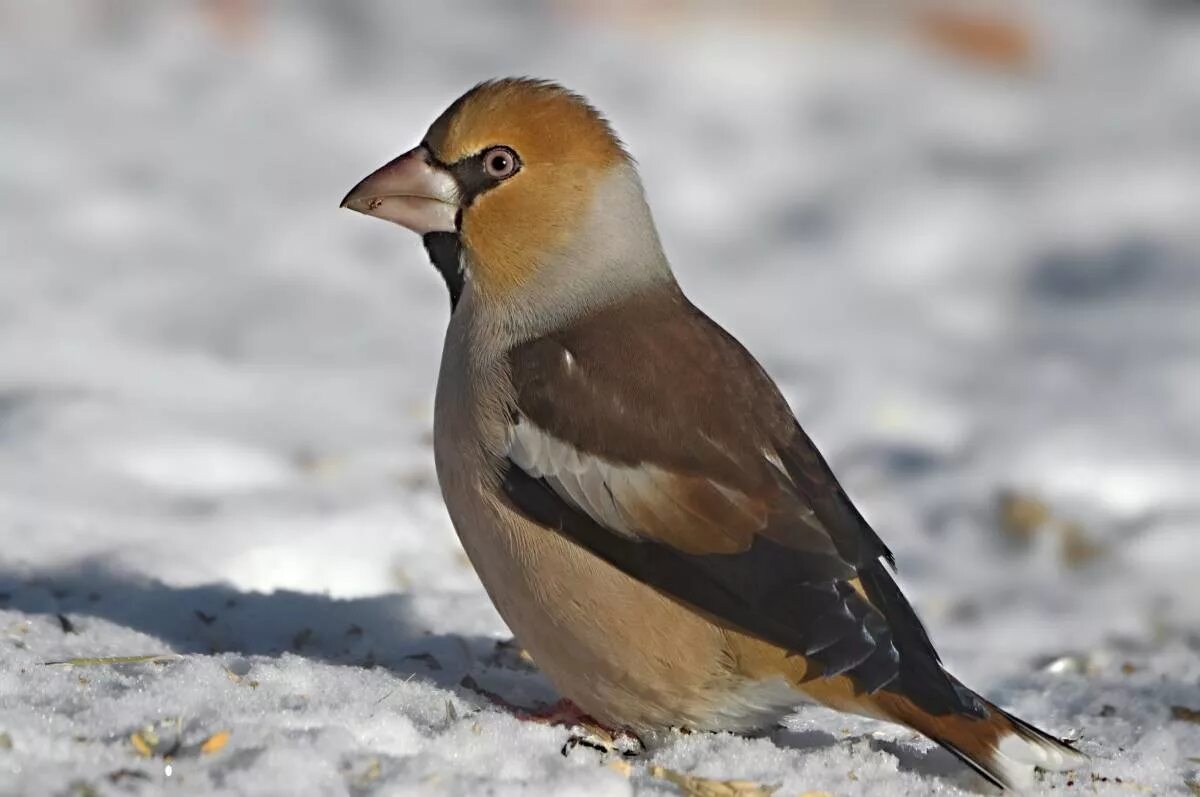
{"left": 561, "top": 724, "right": 645, "bottom": 758}
{"left": 513, "top": 697, "right": 644, "bottom": 756}
{"left": 460, "top": 677, "right": 644, "bottom": 756}
{"left": 515, "top": 698, "right": 644, "bottom": 755}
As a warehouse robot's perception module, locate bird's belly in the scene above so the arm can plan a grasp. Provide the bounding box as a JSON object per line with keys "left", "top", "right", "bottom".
{"left": 445, "top": 477, "right": 800, "bottom": 733}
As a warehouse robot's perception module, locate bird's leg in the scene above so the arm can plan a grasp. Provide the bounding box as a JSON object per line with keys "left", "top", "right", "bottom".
{"left": 460, "top": 677, "right": 643, "bottom": 755}
{"left": 516, "top": 699, "right": 644, "bottom": 755}
{"left": 514, "top": 697, "right": 592, "bottom": 725}
{"left": 511, "top": 697, "right": 644, "bottom": 756}
{"left": 461, "top": 676, "right": 583, "bottom": 723}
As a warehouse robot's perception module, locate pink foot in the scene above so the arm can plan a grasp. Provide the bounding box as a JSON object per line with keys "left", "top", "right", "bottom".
{"left": 460, "top": 677, "right": 642, "bottom": 754}
{"left": 460, "top": 676, "right": 589, "bottom": 724}
{"left": 512, "top": 697, "right": 597, "bottom": 726}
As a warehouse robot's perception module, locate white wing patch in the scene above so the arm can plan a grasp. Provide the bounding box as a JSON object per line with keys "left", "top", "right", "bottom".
{"left": 506, "top": 416, "right": 638, "bottom": 537}
{"left": 506, "top": 416, "right": 824, "bottom": 550}
{"left": 506, "top": 415, "right": 771, "bottom": 545}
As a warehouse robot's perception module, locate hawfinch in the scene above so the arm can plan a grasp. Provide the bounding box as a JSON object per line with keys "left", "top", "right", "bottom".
{"left": 341, "top": 78, "right": 1083, "bottom": 791}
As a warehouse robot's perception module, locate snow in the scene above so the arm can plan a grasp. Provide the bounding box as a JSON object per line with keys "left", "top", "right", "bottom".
{"left": 1, "top": 1, "right": 1199, "bottom": 794}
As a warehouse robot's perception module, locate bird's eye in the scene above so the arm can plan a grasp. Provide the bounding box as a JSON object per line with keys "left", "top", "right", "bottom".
{"left": 482, "top": 146, "right": 519, "bottom": 179}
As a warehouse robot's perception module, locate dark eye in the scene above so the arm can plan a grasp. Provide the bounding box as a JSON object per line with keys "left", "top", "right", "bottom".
{"left": 482, "top": 146, "right": 519, "bottom": 179}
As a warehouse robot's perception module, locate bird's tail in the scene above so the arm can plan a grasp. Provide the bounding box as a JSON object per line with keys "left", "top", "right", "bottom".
{"left": 874, "top": 687, "right": 1086, "bottom": 792}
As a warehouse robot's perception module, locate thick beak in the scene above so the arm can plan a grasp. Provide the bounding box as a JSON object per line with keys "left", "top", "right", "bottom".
{"left": 340, "top": 146, "right": 459, "bottom": 234}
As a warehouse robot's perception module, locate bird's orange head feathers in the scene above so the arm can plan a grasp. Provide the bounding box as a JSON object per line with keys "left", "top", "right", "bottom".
{"left": 424, "top": 79, "right": 632, "bottom": 297}
{"left": 425, "top": 78, "right": 629, "bottom": 173}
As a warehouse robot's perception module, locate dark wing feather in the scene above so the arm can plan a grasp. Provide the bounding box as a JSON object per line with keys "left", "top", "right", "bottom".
{"left": 777, "top": 423, "right": 984, "bottom": 715}
{"left": 501, "top": 290, "right": 981, "bottom": 716}
{"left": 500, "top": 462, "right": 891, "bottom": 688}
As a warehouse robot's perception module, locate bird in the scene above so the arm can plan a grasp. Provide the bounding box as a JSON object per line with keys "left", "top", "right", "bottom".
{"left": 340, "top": 78, "right": 1084, "bottom": 791}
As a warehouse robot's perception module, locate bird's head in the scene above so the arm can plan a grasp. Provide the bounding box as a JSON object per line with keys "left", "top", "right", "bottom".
{"left": 341, "top": 79, "right": 670, "bottom": 320}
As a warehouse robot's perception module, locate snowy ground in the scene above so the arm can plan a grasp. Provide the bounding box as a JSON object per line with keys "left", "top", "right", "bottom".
{"left": 1, "top": 2, "right": 1199, "bottom": 794}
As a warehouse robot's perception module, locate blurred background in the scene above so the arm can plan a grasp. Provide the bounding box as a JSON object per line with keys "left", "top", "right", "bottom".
{"left": 1, "top": 1, "right": 1198, "bottom": 793}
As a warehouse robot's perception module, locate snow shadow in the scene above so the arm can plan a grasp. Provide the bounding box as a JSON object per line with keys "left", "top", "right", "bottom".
{"left": 0, "top": 560, "right": 537, "bottom": 699}
{"left": 773, "top": 726, "right": 982, "bottom": 791}
{"left": 869, "top": 737, "right": 978, "bottom": 787}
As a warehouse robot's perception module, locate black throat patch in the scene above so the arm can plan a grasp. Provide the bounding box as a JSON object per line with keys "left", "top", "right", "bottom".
{"left": 421, "top": 232, "right": 464, "bottom": 308}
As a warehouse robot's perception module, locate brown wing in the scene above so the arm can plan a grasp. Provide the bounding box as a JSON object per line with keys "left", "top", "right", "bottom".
{"left": 499, "top": 289, "right": 983, "bottom": 716}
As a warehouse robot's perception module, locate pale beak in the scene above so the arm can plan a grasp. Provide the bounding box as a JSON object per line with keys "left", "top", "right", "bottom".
{"left": 340, "top": 146, "right": 459, "bottom": 234}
